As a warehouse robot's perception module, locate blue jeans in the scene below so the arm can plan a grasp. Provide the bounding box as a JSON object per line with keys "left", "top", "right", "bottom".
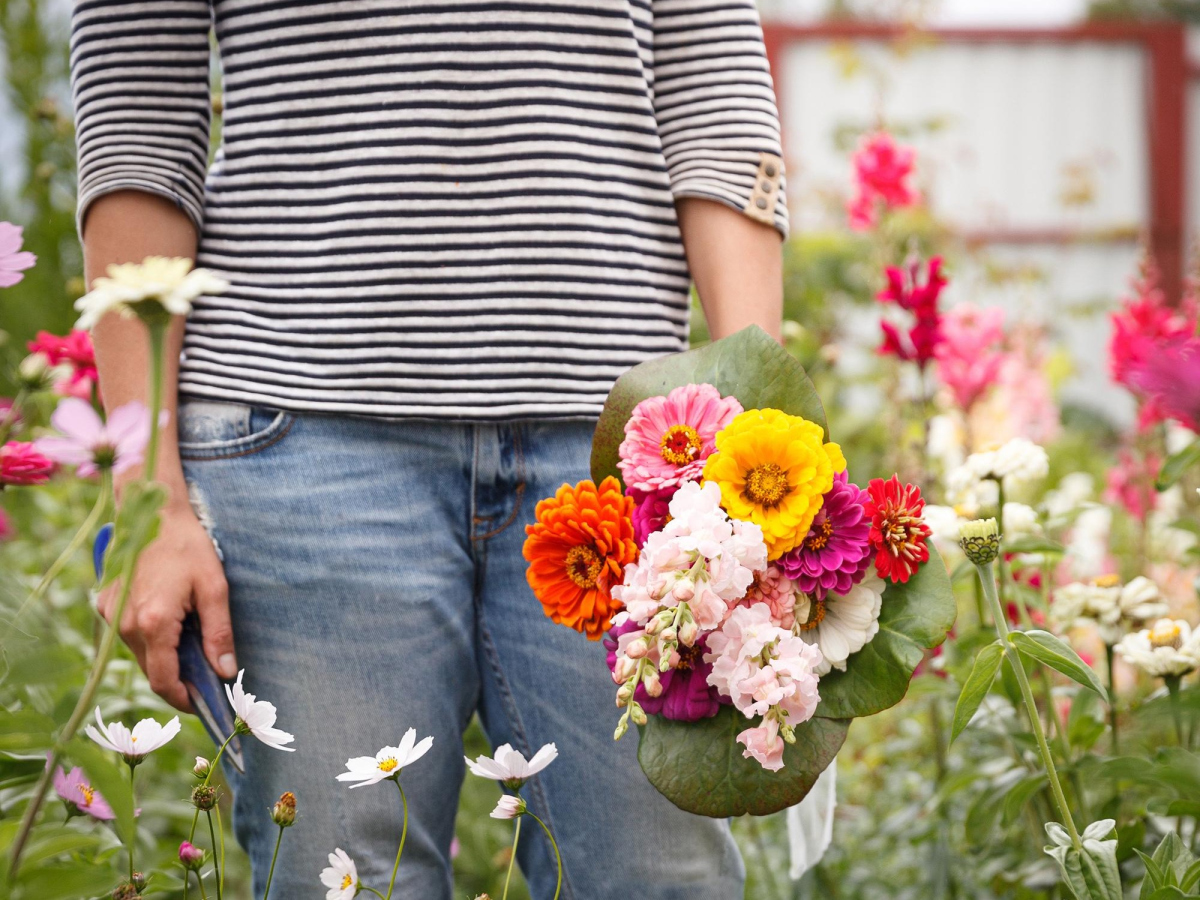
{"left": 177, "top": 402, "right": 745, "bottom": 900}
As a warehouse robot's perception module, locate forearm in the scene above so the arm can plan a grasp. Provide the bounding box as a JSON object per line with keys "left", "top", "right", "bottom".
{"left": 83, "top": 190, "right": 196, "bottom": 510}
{"left": 676, "top": 198, "right": 784, "bottom": 342}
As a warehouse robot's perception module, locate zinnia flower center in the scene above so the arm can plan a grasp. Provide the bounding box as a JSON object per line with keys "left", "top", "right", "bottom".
{"left": 565, "top": 545, "right": 602, "bottom": 589}
{"left": 1092, "top": 574, "right": 1121, "bottom": 588}
{"left": 879, "top": 509, "right": 924, "bottom": 559}
{"left": 78, "top": 784, "right": 94, "bottom": 805}
{"left": 797, "top": 598, "right": 826, "bottom": 631}
{"left": 804, "top": 517, "right": 834, "bottom": 551}
{"left": 1150, "top": 623, "right": 1183, "bottom": 650}
{"left": 743, "top": 463, "right": 791, "bottom": 507}
{"left": 659, "top": 424, "right": 703, "bottom": 467}
{"left": 341, "top": 874, "right": 354, "bottom": 890}
{"left": 378, "top": 757, "right": 399, "bottom": 773}
{"left": 676, "top": 643, "right": 702, "bottom": 671}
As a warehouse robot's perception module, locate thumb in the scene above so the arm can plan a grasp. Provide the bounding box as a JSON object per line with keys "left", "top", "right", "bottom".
{"left": 195, "top": 567, "right": 237, "bottom": 680}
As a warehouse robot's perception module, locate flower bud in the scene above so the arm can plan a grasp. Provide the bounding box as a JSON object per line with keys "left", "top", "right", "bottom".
{"left": 130, "top": 873, "right": 147, "bottom": 891}
{"left": 672, "top": 578, "right": 695, "bottom": 601}
{"left": 642, "top": 671, "right": 663, "bottom": 697}
{"left": 271, "top": 791, "right": 296, "bottom": 827}
{"left": 613, "top": 719, "right": 629, "bottom": 740}
{"left": 16, "top": 353, "right": 50, "bottom": 390}
{"left": 111, "top": 884, "right": 140, "bottom": 900}
{"left": 660, "top": 626, "right": 677, "bottom": 644}
{"left": 625, "top": 639, "right": 648, "bottom": 660}
{"left": 644, "top": 615, "right": 667, "bottom": 636}
{"left": 630, "top": 703, "right": 648, "bottom": 726}
{"left": 657, "top": 653, "right": 674, "bottom": 673}
{"left": 613, "top": 656, "right": 637, "bottom": 682}
{"left": 959, "top": 518, "right": 1001, "bottom": 565}
{"left": 191, "top": 784, "right": 217, "bottom": 811}
{"left": 192, "top": 757, "right": 210, "bottom": 779}
{"left": 615, "top": 684, "right": 633, "bottom": 705}
{"left": 179, "top": 841, "right": 206, "bottom": 871}
{"left": 678, "top": 621, "right": 699, "bottom": 647}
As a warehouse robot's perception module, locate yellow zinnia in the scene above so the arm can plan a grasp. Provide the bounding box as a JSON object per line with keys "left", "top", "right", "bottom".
{"left": 702, "top": 408, "right": 846, "bottom": 559}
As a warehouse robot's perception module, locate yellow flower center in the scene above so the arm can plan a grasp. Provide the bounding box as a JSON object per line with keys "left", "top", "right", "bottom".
{"left": 804, "top": 518, "right": 834, "bottom": 551}
{"left": 565, "top": 545, "right": 602, "bottom": 589}
{"left": 1092, "top": 574, "right": 1121, "bottom": 588}
{"left": 797, "top": 598, "right": 826, "bottom": 631}
{"left": 743, "top": 463, "right": 791, "bottom": 508}
{"left": 341, "top": 874, "right": 354, "bottom": 890}
{"left": 378, "top": 757, "right": 399, "bottom": 773}
{"left": 1150, "top": 622, "right": 1183, "bottom": 650}
{"left": 659, "top": 424, "right": 703, "bottom": 467}
{"left": 78, "top": 784, "right": 94, "bottom": 806}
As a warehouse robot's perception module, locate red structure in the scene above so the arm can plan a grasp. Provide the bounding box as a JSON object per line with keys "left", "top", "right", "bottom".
{"left": 761, "top": 21, "right": 1191, "bottom": 303}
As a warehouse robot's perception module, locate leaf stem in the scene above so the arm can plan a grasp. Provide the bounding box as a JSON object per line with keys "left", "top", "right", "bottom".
{"left": 1166, "top": 675, "right": 1187, "bottom": 748}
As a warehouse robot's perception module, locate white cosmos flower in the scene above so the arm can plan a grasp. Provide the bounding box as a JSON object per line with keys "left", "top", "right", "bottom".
{"left": 465, "top": 743, "right": 557, "bottom": 788}
{"left": 794, "top": 575, "right": 885, "bottom": 676}
{"left": 75, "top": 256, "right": 228, "bottom": 330}
{"left": 490, "top": 794, "right": 527, "bottom": 820}
{"left": 336, "top": 728, "right": 434, "bottom": 788}
{"left": 226, "top": 669, "right": 295, "bottom": 751}
{"left": 319, "top": 848, "right": 359, "bottom": 900}
{"left": 1115, "top": 619, "right": 1200, "bottom": 678}
{"left": 85, "top": 708, "right": 180, "bottom": 761}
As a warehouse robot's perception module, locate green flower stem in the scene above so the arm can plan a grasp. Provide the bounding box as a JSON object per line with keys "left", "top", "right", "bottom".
{"left": 127, "top": 762, "right": 137, "bottom": 881}
{"left": 501, "top": 815, "right": 522, "bottom": 900}
{"left": 1105, "top": 643, "right": 1119, "bottom": 754}
{"left": 262, "top": 825, "right": 285, "bottom": 900}
{"left": 191, "top": 869, "right": 209, "bottom": 900}
{"left": 527, "top": 811, "right": 562, "bottom": 900}
{"left": 215, "top": 799, "right": 226, "bottom": 897}
{"left": 1166, "top": 675, "right": 1187, "bottom": 748}
{"left": 384, "top": 780, "right": 409, "bottom": 900}
{"left": 363, "top": 888, "right": 387, "bottom": 899}
{"left": 201, "top": 733, "right": 236, "bottom": 789}
{"left": 0, "top": 387, "right": 28, "bottom": 445}
{"left": 977, "top": 559, "right": 1083, "bottom": 852}
{"left": 143, "top": 320, "right": 166, "bottom": 483}
{"left": 206, "top": 810, "right": 222, "bottom": 900}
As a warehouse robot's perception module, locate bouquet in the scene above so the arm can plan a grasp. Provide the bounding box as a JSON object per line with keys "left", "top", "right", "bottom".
{"left": 523, "top": 327, "right": 955, "bottom": 817}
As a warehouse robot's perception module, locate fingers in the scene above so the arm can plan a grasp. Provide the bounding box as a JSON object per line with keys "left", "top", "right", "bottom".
{"left": 194, "top": 563, "right": 237, "bottom": 680}
{"left": 140, "top": 601, "right": 191, "bottom": 712}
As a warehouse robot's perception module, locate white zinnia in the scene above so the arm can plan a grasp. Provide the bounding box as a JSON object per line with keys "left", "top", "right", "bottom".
{"left": 1001, "top": 502, "right": 1041, "bottom": 538}
{"left": 465, "top": 743, "right": 557, "bottom": 787}
{"left": 950, "top": 438, "right": 1049, "bottom": 502}
{"left": 75, "top": 256, "right": 228, "bottom": 330}
{"left": 794, "top": 575, "right": 885, "bottom": 675}
{"left": 85, "top": 708, "right": 181, "bottom": 760}
{"left": 226, "top": 669, "right": 295, "bottom": 751}
{"left": 336, "top": 728, "right": 433, "bottom": 788}
{"left": 319, "top": 848, "right": 359, "bottom": 900}
{"left": 490, "top": 794, "right": 526, "bottom": 820}
{"left": 1115, "top": 619, "right": 1200, "bottom": 678}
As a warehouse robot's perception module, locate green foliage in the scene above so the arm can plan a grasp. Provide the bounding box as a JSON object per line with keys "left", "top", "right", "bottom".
{"left": 1007, "top": 631, "right": 1108, "bottom": 699}
{"left": 952, "top": 640, "right": 1004, "bottom": 741}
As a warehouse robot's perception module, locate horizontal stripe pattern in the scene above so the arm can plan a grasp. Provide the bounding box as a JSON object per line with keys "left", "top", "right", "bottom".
{"left": 71, "top": 0, "right": 787, "bottom": 420}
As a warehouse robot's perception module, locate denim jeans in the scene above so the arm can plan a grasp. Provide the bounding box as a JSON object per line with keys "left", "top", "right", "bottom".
{"left": 177, "top": 402, "right": 745, "bottom": 899}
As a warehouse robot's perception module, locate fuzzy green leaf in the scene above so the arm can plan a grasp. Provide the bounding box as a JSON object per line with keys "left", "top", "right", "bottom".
{"left": 1008, "top": 630, "right": 1107, "bottom": 698}
{"left": 952, "top": 640, "right": 1004, "bottom": 742}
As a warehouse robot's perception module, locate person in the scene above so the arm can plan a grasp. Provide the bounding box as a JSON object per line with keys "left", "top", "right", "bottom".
{"left": 71, "top": 0, "right": 787, "bottom": 894}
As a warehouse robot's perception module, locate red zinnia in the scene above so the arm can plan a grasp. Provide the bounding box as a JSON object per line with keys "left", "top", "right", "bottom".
{"left": 864, "top": 475, "right": 931, "bottom": 584}
{"left": 1, "top": 441, "right": 53, "bottom": 487}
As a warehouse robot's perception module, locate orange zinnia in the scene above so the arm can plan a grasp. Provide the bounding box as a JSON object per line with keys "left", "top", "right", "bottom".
{"left": 523, "top": 476, "right": 638, "bottom": 640}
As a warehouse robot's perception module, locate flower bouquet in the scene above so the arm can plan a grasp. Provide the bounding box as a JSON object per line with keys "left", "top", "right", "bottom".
{"left": 523, "top": 326, "right": 955, "bottom": 818}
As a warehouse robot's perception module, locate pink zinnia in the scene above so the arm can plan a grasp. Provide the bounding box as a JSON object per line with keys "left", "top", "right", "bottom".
{"left": 35, "top": 398, "right": 155, "bottom": 478}
{"left": 53, "top": 765, "right": 115, "bottom": 820}
{"left": 934, "top": 303, "right": 1006, "bottom": 411}
{"left": 28, "top": 330, "right": 99, "bottom": 400}
{"left": 777, "top": 472, "right": 872, "bottom": 598}
{"left": 629, "top": 487, "right": 673, "bottom": 547}
{"left": 1, "top": 441, "right": 53, "bottom": 486}
{"left": 0, "top": 222, "right": 36, "bottom": 288}
{"left": 617, "top": 384, "right": 742, "bottom": 491}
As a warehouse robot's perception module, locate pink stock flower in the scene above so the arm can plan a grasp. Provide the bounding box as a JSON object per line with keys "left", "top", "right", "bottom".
{"left": 617, "top": 384, "right": 743, "bottom": 491}
{"left": 738, "top": 717, "right": 786, "bottom": 772}
{"left": 28, "top": 330, "right": 99, "bottom": 400}
{"left": 877, "top": 257, "right": 946, "bottom": 368}
{"left": 934, "top": 304, "right": 1006, "bottom": 411}
{"left": 847, "top": 131, "right": 920, "bottom": 231}
{"left": 1125, "top": 334, "right": 1200, "bottom": 432}
{"left": 0, "top": 222, "right": 36, "bottom": 288}
{"left": 629, "top": 487, "right": 673, "bottom": 548}
{"left": 53, "top": 765, "right": 115, "bottom": 820}
{"left": 972, "top": 327, "right": 1061, "bottom": 446}
{"left": 35, "top": 398, "right": 157, "bottom": 478}
{"left": 733, "top": 565, "right": 800, "bottom": 629}
{"left": 1, "top": 441, "right": 53, "bottom": 486}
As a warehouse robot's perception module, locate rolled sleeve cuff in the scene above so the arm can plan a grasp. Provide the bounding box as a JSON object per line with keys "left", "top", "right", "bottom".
{"left": 668, "top": 150, "right": 788, "bottom": 240}
{"left": 76, "top": 170, "right": 205, "bottom": 238}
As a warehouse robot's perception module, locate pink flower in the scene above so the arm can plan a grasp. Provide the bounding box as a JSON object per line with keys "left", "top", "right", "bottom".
{"left": 737, "top": 717, "right": 785, "bottom": 772}
{"left": 847, "top": 131, "right": 920, "bottom": 230}
{"left": 877, "top": 256, "right": 946, "bottom": 368}
{"left": 35, "top": 398, "right": 156, "bottom": 478}
{"left": 28, "top": 330, "right": 99, "bottom": 401}
{"left": 847, "top": 190, "right": 878, "bottom": 232}
{"left": 1126, "top": 334, "right": 1200, "bottom": 432}
{"left": 934, "top": 304, "right": 1006, "bottom": 411}
{"left": 732, "top": 565, "right": 799, "bottom": 629}
{"left": 1, "top": 441, "right": 53, "bottom": 486}
{"left": 53, "top": 765, "right": 115, "bottom": 820}
{"left": 179, "top": 841, "right": 206, "bottom": 871}
{"left": 0, "top": 222, "right": 36, "bottom": 288}
{"left": 629, "top": 487, "right": 673, "bottom": 548}
{"left": 617, "top": 384, "right": 743, "bottom": 492}
{"left": 1105, "top": 449, "right": 1159, "bottom": 523}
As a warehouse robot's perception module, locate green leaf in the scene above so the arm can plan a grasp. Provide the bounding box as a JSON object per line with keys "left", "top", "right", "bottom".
{"left": 100, "top": 481, "right": 167, "bottom": 587}
{"left": 1002, "top": 772, "right": 1048, "bottom": 825}
{"left": 64, "top": 737, "right": 136, "bottom": 847}
{"left": 952, "top": 640, "right": 1004, "bottom": 742}
{"left": 591, "top": 325, "right": 828, "bottom": 485}
{"left": 636, "top": 706, "right": 849, "bottom": 817}
{"left": 1003, "top": 536, "right": 1067, "bottom": 556}
{"left": 1008, "top": 630, "right": 1107, "bottom": 698}
{"left": 815, "top": 544, "right": 957, "bottom": 718}
{"left": 1145, "top": 889, "right": 1195, "bottom": 900}
{"left": 1078, "top": 837, "right": 1123, "bottom": 900}
{"left": 1157, "top": 437, "right": 1200, "bottom": 491}
{"left": 1139, "top": 850, "right": 1171, "bottom": 896}
{"left": 1182, "top": 859, "right": 1200, "bottom": 893}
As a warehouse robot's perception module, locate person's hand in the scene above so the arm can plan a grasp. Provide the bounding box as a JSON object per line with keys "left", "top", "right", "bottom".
{"left": 98, "top": 504, "right": 235, "bottom": 711}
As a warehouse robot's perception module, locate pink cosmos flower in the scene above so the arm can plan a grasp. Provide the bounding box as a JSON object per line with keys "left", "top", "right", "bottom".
{"left": 0, "top": 222, "right": 36, "bottom": 288}
{"left": 847, "top": 131, "right": 920, "bottom": 231}
{"left": 1, "top": 441, "right": 53, "bottom": 486}
{"left": 738, "top": 717, "right": 785, "bottom": 772}
{"left": 53, "top": 765, "right": 115, "bottom": 820}
{"left": 35, "top": 398, "right": 157, "bottom": 478}
{"left": 934, "top": 304, "right": 1006, "bottom": 412}
{"left": 28, "top": 330, "right": 99, "bottom": 401}
{"left": 628, "top": 487, "right": 673, "bottom": 548}
{"left": 617, "top": 384, "right": 742, "bottom": 492}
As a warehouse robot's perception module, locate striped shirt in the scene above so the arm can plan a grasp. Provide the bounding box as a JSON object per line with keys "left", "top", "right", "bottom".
{"left": 71, "top": 0, "right": 788, "bottom": 420}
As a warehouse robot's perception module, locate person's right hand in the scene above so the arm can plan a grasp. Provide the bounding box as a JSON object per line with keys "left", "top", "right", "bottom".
{"left": 97, "top": 504, "right": 236, "bottom": 711}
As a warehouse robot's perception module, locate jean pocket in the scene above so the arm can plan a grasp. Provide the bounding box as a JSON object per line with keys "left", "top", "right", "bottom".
{"left": 178, "top": 400, "right": 296, "bottom": 460}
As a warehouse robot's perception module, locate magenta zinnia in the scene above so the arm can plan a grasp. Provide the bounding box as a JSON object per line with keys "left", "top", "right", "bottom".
{"left": 617, "top": 384, "right": 742, "bottom": 492}
{"left": 777, "top": 471, "right": 872, "bottom": 598}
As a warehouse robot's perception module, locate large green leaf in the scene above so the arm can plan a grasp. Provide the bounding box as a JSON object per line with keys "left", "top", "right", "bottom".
{"left": 952, "top": 640, "right": 1005, "bottom": 742}
{"left": 591, "top": 325, "right": 828, "bottom": 484}
{"left": 814, "top": 544, "right": 957, "bottom": 718}
{"left": 637, "top": 706, "right": 849, "bottom": 817}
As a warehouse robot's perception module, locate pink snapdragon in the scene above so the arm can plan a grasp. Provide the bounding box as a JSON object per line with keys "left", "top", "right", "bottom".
{"left": 847, "top": 131, "right": 920, "bottom": 231}
{"left": 1126, "top": 334, "right": 1200, "bottom": 432}
{"left": 0, "top": 222, "right": 36, "bottom": 288}
{"left": 35, "top": 397, "right": 158, "bottom": 477}
{"left": 934, "top": 304, "right": 1006, "bottom": 412}
{"left": 877, "top": 256, "right": 947, "bottom": 369}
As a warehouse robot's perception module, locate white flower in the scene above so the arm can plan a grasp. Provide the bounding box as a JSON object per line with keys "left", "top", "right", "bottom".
{"left": 922, "top": 504, "right": 964, "bottom": 555}
{"left": 226, "top": 669, "right": 295, "bottom": 752}
{"left": 336, "top": 728, "right": 433, "bottom": 788}
{"left": 1051, "top": 581, "right": 1119, "bottom": 630}
{"left": 490, "top": 794, "right": 527, "bottom": 820}
{"left": 795, "top": 575, "right": 885, "bottom": 675}
{"left": 1001, "top": 502, "right": 1041, "bottom": 538}
{"left": 465, "top": 743, "right": 557, "bottom": 788}
{"left": 1065, "top": 506, "right": 1112, "bottom": 580}
{"left": 1115, "top": 619, "right": 1200, "bottom": 678}
{"left": 1044, "top": 472, "right": 1095, "bottom": 520}
{"left": 951, "top": 439, "right": 1049, "bottom": 503}
{"left": 319, "top": 848, "right": 359, "bottom": 900}
{"left": 75, "top": 256, "right": 228, "bottom": 330}
{"left": 84, "top": 708, "right": 180, "bottom": 761}
{"left": 1052, "top": 576, "right": 1169, "bottom": 644}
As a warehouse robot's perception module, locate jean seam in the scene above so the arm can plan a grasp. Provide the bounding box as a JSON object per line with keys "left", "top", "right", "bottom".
{"left": 472, "top": 425, "right": 526, "bottom": 542}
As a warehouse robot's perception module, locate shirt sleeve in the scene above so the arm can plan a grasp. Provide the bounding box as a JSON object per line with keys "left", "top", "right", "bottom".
{"left": 650, "top": 0, "right": 788, "bottom": 239}
{"left": 70, "top": 0, "right": 213, "bottom": 237}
